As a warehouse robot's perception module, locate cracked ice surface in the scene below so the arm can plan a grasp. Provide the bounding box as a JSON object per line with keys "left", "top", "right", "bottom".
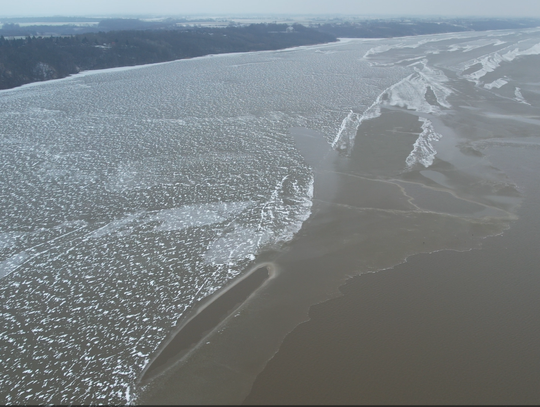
{"left": 0, "top": 40, "right": 408, "bottom": 404}
{"left": 3, "top": 28, "right": 540, "bottom": 404}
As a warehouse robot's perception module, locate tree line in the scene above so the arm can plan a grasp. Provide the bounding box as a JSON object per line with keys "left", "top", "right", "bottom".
{"left": 2, "top": 17, "right": 540, "bottom": 90}
{"left": 0, "top": 24, "right": 336, "bottom": 90}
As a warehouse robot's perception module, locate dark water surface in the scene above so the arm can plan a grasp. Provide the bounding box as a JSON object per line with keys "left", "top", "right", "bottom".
{"left": 244, "top": 144, "right": 540, "bottom": 404}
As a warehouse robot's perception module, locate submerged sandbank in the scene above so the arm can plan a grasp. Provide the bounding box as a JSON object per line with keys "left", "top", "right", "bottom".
{"left": 139, "top": 264, "right": 273, "bottom": 384}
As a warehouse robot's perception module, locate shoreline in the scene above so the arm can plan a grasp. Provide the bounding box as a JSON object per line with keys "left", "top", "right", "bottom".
{"left": 2, "top": 24, "right": 532, "bottom": 94}
{"left": 0, "top": 40, "right": 343, "bottom": 93}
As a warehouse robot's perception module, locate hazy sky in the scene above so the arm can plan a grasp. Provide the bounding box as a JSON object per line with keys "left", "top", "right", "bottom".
{"left": 0, "top": 0, "right": 539, "bottom": 18}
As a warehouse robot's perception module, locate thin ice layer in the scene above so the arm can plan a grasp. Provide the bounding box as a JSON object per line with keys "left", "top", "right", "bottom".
{"left": 0, "top": 39, "right": 406, "bottom": 405}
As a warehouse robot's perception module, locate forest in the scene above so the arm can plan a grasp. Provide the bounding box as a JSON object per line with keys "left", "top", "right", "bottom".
{"left": 2, "top": 17, "right": 540, "bottom": 90}
{"left": 0, "top": 24, "right": 336, "bottom": 90}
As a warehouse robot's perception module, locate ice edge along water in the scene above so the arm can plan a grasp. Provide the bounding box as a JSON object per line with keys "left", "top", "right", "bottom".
{"left": 332, "top": 59, "right": 452, "bottom": 169}
{"left": 340, "top": 36, "right": 540, "bottom": 171}
{"left": 405, "top": 117, "right": 442, "bottom": 168}
{"left": 459, "top": 41, "right": 540, "bottom": 85}
{"left": 2, "top": 30, "right": 538, "bottom": 405}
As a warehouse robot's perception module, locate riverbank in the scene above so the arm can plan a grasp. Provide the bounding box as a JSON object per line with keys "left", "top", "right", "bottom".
{"left": 0, "top": 23, "right": 336, "bottom": 90}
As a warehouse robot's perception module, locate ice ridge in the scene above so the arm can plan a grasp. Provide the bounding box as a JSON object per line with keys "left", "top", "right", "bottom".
{"left": 459, "top": 42, "right": 540, "bottom": 85}
{"left": 332, "top": 61, "right": 452, "bottom": 153}
{"left": 514, "top": 87, "right": 531, "bottom": 105}
{"left": 484, "top": 78, "right": 508, "bottom": 89}
{"left": 406, "top": 117, "right": 442, "bottom": 169}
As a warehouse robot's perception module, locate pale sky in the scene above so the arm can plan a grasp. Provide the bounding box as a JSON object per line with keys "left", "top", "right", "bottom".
{"left": 0, "top": 0, "right": 539, "bottom": 18}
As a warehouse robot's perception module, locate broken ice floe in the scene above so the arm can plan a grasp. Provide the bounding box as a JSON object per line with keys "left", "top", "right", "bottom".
{"left": 332, "top": 61, "right": 452, "bottom": 153}
{"left": 514, "top": 87, "right": 531, "bottom": 105}
{"left": 484, "top": 78, "right": 508, "bottom": 89}
{"left": 406, "top": 117, "right": 442, "bottom": 169}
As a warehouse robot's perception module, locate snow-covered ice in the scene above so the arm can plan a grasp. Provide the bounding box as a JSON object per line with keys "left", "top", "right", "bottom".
{"left": 1, "top": 28, "right": 540, "bottom": 404}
